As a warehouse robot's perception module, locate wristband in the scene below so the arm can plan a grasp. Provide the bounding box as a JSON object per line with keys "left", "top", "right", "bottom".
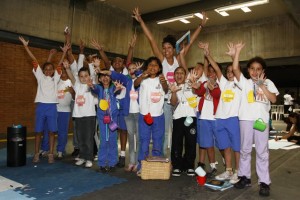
{"left": 256, "top": 80, "right": 264, "bottom": 86}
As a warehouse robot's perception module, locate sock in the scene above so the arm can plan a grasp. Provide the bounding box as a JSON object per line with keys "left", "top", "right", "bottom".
{"left": 120, "top": 151, "right": 125, "bottom": 157}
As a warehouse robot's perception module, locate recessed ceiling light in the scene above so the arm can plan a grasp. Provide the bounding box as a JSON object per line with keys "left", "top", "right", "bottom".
{"left": 219, "top": 11, "right": 229, "bottom": 17}
{"left": 179, "top": 19, "right": 191, "bottom": 24}
{"left": 241, "top": 7, "right": 252, "bottom": 12}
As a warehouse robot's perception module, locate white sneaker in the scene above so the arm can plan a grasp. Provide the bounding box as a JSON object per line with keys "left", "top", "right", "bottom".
{"left": 57, "top": 152, "right": 63, "bottom": 159}
{"left": 75, "top": 159, "right": 85, "bottom": 166}
{"left": 229, "top": 172, "right": 240, "bottom": 184}
{"left": 215, "top": 170, "right": 233, "bottom": 180}
{"left": 85, "top": 160, "right": 93, "bottom": 168}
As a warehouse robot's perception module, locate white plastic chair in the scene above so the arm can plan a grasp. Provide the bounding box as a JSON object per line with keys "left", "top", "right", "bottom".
{"left": 277, "top": 105, "right": 285, "bottom": 120}
{"left": 271, "top": 105, "right": 278, "bottom": 120}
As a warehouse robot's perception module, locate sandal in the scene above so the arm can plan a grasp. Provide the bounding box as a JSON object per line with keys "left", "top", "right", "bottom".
{"left": 32, "top": 153, "right": 40, "bottom": 163}
{"left": 48, "top": 154, "right": 55, "bottom": 164}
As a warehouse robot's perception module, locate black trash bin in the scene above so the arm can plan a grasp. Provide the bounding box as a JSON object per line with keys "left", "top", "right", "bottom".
{"left": 7, "top": 126, "right": 27, "bottom": 167}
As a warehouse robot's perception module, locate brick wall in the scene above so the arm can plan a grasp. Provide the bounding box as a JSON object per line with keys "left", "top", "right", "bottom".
{"left": 0, "top": 41, "right": 71, "bottom": 134}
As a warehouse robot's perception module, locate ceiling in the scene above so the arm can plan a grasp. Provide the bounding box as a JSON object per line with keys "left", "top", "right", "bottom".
{"left": 100, "top": 0, "right": 299, "bottom": 31}
{"left": 94, "top": 0, "right": 300, "bottom": 87}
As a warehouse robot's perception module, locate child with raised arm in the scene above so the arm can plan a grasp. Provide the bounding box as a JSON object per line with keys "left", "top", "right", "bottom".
{"left": 200, "top": 42, "right": 242, "bottom": 184}
{"left": 134, "top": 57, "right": 168, "bottom": 174}
{"left": 64, "top": 60, "right": 96, "bottom": 168}
{"left": 19, "top": 36, "right": 62, "bottom": 164}
{"left": 192, "top": 42, "right": 221, "bottom": 178}
{"left": 87, "top": 68, "right": 126, "bottom": 172}
{"left": 132, "top": 7, "right": 207, "bottom": 157}
{"left": 232, "top": 42, "right": 279, "bottom": 197}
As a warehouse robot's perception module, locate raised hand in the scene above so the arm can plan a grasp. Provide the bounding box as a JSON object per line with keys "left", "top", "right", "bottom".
{"left": 169, "top": 83, "right": 181, "bottom": 93}
{"left": 199, "top": 12, "right": 208, "bottom": 27}
{"left": 132, "top": 7, "right": 142, "bottom": 23}
{"left": 87, "top": 78, "right": 94, "bottom": 88}
{"left": 159, "top": 74, "right": 167, "bottom": 85}
{"left": 198, "top": 42, "right": 209, "bottom": 56}
{"left": 129, "top": 32, "right": 137, "bottom": 48}
{"left": 93, "top": 57, "right": 101, "bottom": 67}
{"left": 60, "top": 43, "right": 71, "bottom": 53}
{"left": 62, "top": 59, "right": 70, "bottom": 69}
{"left": 49, "top": 49, "right": 57, "bottom": 55}
{"left": 234, "top": 41, "right": 245, "bottom": 53}
{"left": 135, "top": 62, "right": 144, "bottom": 71}
{"left": 91, "top": 39, "right": 103, "bottom": 51}
{"left": 256, "top": 70, "right": 266, "bottom": 86}
{"left": 19, "top": 36, "right": 29, "bottom": 46}
{"left": 188, "top": 69, "right": 199, "bottom": 83}
{"left": 225, "top": 42, "right": 235, "bottom": 58}
{"left": 79, "top": 39, "right": 85, "bottom": 54}
{"left": 113, "top": 80, "right": 124, "bottom": 93}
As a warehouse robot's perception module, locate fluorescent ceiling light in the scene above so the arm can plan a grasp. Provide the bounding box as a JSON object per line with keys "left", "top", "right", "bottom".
{"left": 215, "top": 0, "right": 269, "bottom": 16}
{"left": 241, "top": 7, "right": 252, "bottom": 12}
{"left": 194, "top": 13, "right": 204, "bottom": 19}
{"left": 219, "top": 11, "right": 229, "bottom": 16}
{"left": 179, "top": 19, "right": 191, "bottom": 24}
{"left": 157, "top": 13, "right": 208, "bottom": 25}
{"left": 157, "top": 14, "right": 194, "bottom": 24}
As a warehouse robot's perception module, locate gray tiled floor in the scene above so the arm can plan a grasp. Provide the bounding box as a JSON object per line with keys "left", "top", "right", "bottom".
{"left": 1, "top": 120, "right": 299, "bottom": 199}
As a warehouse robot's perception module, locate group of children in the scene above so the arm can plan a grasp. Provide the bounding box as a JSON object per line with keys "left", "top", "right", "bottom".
{"left": 19, "top": 7, "right": 279, "bottom": 197}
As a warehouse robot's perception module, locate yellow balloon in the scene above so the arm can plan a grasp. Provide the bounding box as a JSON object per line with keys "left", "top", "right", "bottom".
{"left": 99, "top": 99, "right": 109, "bottom": 111}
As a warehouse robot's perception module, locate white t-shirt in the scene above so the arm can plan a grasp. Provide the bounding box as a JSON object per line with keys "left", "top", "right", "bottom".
{"left": 162, "top": 57, "right": 179, "bottom": 100}
{"left": 72, "top": 81, "right": 96, "bottom": 118}
{"left": 57, "top": 79, "right": 73, "bottom": 112}
{"left": 139, "top": 77, "right": 165, "bottom": 116}
{"left": 129, "top": 80, "right": 139, "bottom": 113}
{"left": 33, "top": 65, "right": 60, "bottom": 103}
{"left": 173, "top": 83, "right": 197, "bottom": 119}
{"left": 215, "top": 75, "right": 242, "bottom": 119}
{"left": 283, "top": 94, "right": 293, "bottom": 105}
{"left": 238, "top": 74, "right": 279, "bottom": 122}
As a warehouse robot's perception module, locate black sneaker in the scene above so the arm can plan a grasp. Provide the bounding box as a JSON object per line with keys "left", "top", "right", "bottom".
{"left": 71, "top": 148, "right": 80, "bottom": 157}
{"left": 186, "top": 169, "right": 195, "bottom": 177}
{"left": 172, "top": 169, "right": 182, "bottom": 177}
{"left": 107, "top": 166, "right": 116, "bottom": 172}
{"left": 259, "top": 182, "right": 270, "bottom": 197}
{"left": 234, "top": 176, "right": 251, "bottom": 189}
{"left": 116, "top": 156, "right": 125, "bottom": 168}
{"left": 206, "top": 168, "right": 217, "bottom": 178}
{"left": 99, "top": 166, "right": 107, "bottom": 173}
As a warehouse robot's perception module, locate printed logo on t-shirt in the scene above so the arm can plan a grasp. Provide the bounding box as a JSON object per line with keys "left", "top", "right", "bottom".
{"left": 255, "top": 87, "right": 268, "bottom": 104}
{"left": 76, "top": 95, "right": 85, "bottom": 106}
{"left": 222, "top": 89, "right": 235, "bottom": 102}
{"left": 57, "top": 90, "right": 65, "bottom": 99}
{"left": 166, "top": 72, "right": 175, "bottom": 84}
{"left": 247, "top": 90, "right": 255, "bottom": 103}
{"left": 150, "top": 92, "right": 162, "bottom": 103}
{"left": 130, "top": 90, "right": 138, "bottom": 101}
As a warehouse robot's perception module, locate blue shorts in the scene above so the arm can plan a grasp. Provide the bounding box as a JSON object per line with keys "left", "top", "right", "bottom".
{"left": 215, "top": 117, "right": 240, "bottom": 151}
{"left": 117, "top": 113, "right": 127, "bottom": 131}
{"left": 35, "top": 103, "right": 58, "bottom": 133}
{"left": 197, "top": 119, "right": 217, "bottom": 148}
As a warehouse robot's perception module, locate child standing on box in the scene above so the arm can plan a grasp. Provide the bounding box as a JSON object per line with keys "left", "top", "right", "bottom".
{"left": 19, "top": 36, "right": 63, "bottom": 164}
{"left": 134, "top": 57, "right": 168, "bottom": 174}
{"left": 231, "top": 42, "right": 278, "bottom": 197}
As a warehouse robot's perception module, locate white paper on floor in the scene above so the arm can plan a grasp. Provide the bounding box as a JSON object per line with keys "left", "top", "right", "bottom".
{"left": 281, "top": 145, "right": 300, "bottom": 150}
{"left": 252, "top": 139, "right": 295, "bottom": 150}
{"left": 0, "top": 175, "right": 24, "bottom": 192}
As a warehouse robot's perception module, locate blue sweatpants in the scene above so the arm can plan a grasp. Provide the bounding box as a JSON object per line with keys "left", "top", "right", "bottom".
{"left": 97, "top": 115, "right": 118, "bottom": 167}
{"left": 137, "top": 113, "right": 165, "bottom": 170}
